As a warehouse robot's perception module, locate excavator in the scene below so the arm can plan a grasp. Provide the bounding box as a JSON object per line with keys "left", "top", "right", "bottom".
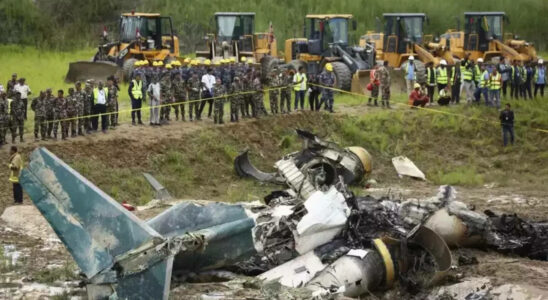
{"left": 65, "top": 12, "right": 181, "bottom": 83}
{"left": 262, "top": 14, "right": 375, "bottom": 94}
{"left": 439, "top": 12, "right": 537, "bottom": 63}
{"left": 195, "top": 12, "right": 277, "bottom": 64}
{"left": 360, "top": 13, "right": 454, "bottom": 68}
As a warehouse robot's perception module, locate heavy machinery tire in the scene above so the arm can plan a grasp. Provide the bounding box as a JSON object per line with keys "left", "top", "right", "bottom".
{"left": 288, "top": 60, "right": 307, "bottom": 73}
{"left": 122, "top": 58, "right": 138, "bottom": 82}
{"left": 331, "top": 61, "right": 352, "bottom": 91}
{"left": 414, "top": 60, "right": 426, "bottom": 84}
{"left": 261, "top": 55, "right": 280, "bottom": 81}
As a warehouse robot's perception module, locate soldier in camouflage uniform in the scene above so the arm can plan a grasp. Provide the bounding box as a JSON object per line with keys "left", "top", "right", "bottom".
{"left": 280, "top": 70, "right": 293, "bottom": 114}
{"left": 30, "top": 91, "right": 47, "bottom": 141}
{"left": 229, "top": 76, "right": 243, "bottom": 122}
{"left": 268, "top": 69, "right": 281, "bottom": 115}
{"left": 10, "top": 92, "right": 25, "bottom": 143}
{"left": 172, "top": 73, "right": 187, "bottom": 121}
{"left": 253, "top": 74, "right": 267, "bottom": 117}
{"left": 242, "top": 69, "right": 254, "bottom": 117}
{"left": 83, "top": 81, "right": 94, "bottom": 133}
{"left": 6, "top": 74, "right": 17, "bottom": 98}
{"left": 213, "top": 78, "right": 227, "bottom": 124}
{"left": 187, "top": 72, "right": 202, "bottom": 121}
{"left": 45, "top": 88, "right": 55, "bottom": 138}
{"left": 65, "top": 88, "right": 78, "bottom": 137}
{"left": 0, "top": 92, "right": 8, "bottom": 145}
{"left": 74, "top": 82, "right": 86, "bottom": 135}
{"left": 378, "top": 61, "right": 391, "bottom": 108}
{"left": 160, "top": 71, "right": 173, "bottom": 124}
{"left": 107, "top": 77, "right": 119, "bottom": 128}
{"left": 318, "top": 64, "right": 336, "bottom": 113}
{"left": 53, "top": 89, "right": 68, "bottom": 140}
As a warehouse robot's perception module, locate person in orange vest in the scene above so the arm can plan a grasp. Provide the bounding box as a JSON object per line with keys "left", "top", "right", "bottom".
{"left": 408, "top": 83, "right": 429, "bottom": 107}
{"left": 367, "top": 64, "right": 380, "bottom": 106}
{"left": 8, "top": 146, "right": 23, "bottom": 204}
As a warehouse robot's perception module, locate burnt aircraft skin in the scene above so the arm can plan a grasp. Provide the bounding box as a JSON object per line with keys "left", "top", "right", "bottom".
{"left": 20, "top": 141, "right": 548, "bottom": 299}
{"left": 235, "top": 129, "right": 372, "bottom": 188}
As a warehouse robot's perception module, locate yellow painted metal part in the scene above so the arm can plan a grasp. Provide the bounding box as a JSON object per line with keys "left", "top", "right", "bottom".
{"left": 373, "top": 238, "right": 395, "bottom": 288}
{"left": 306, "top": 14, "right": 353, "bottom": 20}
{"left": 347, "top": 147, "right": 372, "bottom": 173}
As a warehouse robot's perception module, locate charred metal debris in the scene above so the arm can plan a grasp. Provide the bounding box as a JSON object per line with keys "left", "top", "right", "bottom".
{"left": 19, "top": 130, "right": 548, "bottom": 299}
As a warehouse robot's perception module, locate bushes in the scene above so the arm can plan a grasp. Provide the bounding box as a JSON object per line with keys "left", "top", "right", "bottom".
{"left": 1, "top": 0, "right": 546, "bottom": 51}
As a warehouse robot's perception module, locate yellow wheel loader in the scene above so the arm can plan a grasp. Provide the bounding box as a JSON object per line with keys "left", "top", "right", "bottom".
{"left": 195, "top": 12, "right": 277, "bottom": 65}
{"left": 65, "top": 12, "right": 180, "bottom": 83}
{"left": 263, "top": 14, "right": 376, "bottom": 94}
{"left": 439, "top": 12, "right": 537, "bottom": 63}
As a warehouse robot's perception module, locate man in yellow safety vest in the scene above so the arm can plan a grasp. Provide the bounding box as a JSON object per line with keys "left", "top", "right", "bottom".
{"left": 128, "top": 73, "right": 144, "bottom": 125}
{"left": 489, "top": 68, "right": 502, "bottom": 109}
{"left": 8, "top": 146, "right": 23, "bottom": 204}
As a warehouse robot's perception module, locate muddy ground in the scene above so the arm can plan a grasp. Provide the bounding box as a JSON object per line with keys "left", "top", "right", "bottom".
{"left": 0, "top": 106, "right": 547, "bottom": 299}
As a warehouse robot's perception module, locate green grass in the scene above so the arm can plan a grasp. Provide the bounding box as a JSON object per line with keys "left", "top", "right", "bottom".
{"left": 2, "top": 47, "right": 547, "bottom": 204}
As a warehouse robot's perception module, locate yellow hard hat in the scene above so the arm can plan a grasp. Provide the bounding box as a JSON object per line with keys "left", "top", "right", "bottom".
{"left": 152, "top": 61, "right": 158, "bottom": 67}
{"left": 325, "top": 63, "right": 333, "bottom": 72}
{"left": 134, "top": 61, "right": 142, "bottom": 67}
{"left": 230, "top": 57, "right": 236, "bottom": 63}
{"left": 241, "top": 56, "right": 247, "bottom": 62}
{"left": 165, "top": 64, "right": 172, "bottom": 69}
{"left": 191, "top": 60, "right": 198, "bottom": 66}
{"left": 204, "top": 59, "right": 211, "bottom": 65}
{"left": 142, "top": 60, "right": 150, "bottom": 66}
{"left": 214, "top": 60, "right": 221, "bottom": 66}
{"left": 184, "top": 58, "right": 191, "bottom": 63}
{"left": 414, "top": 83, "right": 421, "bottom": 89}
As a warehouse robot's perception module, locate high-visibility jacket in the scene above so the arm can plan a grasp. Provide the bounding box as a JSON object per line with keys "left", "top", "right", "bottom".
{"left": 93, "top": 87, "right": 109, "bottom": 104}
{"left": 9, "top": 153, "right": 22, "bottom": 183}
{"left": 426, "top": 67, "right": 436, "bottom": 85}
{"left": 534, "top": 66, "right": 546, "bottom": 84}
{"left": 474, "top": 65, "right": 482, "bottom": 83}
{"left": 479, "top": 70, "right": 489, "bottom": 88}
{"left": 489, "top": 73, "right": 501, "bottom": 90}
{"left": 131, "top": 80, "right": 143, "bottom": 99}
{"left": 451, "top": 66, "right": 461, "bottom": 84}
{"left": 7, "top": 98, "right": 12, "bottom": 114}
{"left": 293, "top": 73, "right": 307, "bottom": 91}
{"left": 436, "top": 67, "right": 448, "bottom": 84}
{"left": 462, "top": 65, "right": 473, "bottom": 81}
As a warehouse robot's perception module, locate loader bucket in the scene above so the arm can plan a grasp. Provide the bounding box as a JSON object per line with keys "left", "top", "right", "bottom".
{"left": 389, "top": 67, "right": 407, "bottom": 95}
{"left": 350, "top": 70, "right": 370, "bottom": 95}
{"left": 65, "top": 61, "right": 122, "bottom": 83}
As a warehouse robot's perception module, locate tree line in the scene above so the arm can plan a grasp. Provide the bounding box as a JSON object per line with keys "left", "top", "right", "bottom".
{"left": 1, "top": 0, "right": 546, "bottom": 52}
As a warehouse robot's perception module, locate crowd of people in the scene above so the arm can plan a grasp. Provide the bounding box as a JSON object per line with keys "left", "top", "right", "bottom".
{"left": 370, "top": 55, "right": 546, "bottom": 109}
{"left": 0, "top": 54, "right": 544, "bottom": 147}
{"left": 128, "top": 57, "right": 338, "bottom": 127}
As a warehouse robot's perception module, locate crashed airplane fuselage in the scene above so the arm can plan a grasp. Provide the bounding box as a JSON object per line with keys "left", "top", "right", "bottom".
{"left": 20, "top": 132, "right": 548, "bottom": 299}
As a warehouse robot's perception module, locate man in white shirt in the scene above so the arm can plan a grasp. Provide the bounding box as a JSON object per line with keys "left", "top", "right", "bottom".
{"left": 147, "top": 76, "right": 161, "bottom": 125}
{"left": 198, "top": 68, "right": 216, "bottom": 120}
{"left": 92, "top": 81, "right": 109, "bottom": 132}
{"left": 14, "top": 78, "right": 31, "bottom": 120}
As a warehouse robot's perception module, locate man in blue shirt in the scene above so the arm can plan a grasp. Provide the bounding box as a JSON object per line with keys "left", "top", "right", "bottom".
{"left": 534, "top": 59, "right": 546, "bottom": 98}
{"left": 404, "top": 56, "right": 416, "bottom": 96}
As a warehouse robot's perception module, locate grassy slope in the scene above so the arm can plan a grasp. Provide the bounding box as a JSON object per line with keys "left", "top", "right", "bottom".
{"left": 0, "top": 47, "right": 547, "bottom": 206}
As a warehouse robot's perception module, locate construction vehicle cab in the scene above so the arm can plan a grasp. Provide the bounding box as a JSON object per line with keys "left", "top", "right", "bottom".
{"left": 66, "top": 12, "right": 180, "bottom": 82}
{"left": 196, "top": 12, "right": 277, "bottom": 63}
{"left": 282, "top": 14, "right": 375, "bottom": 92}
{"left": 441, "top": 12, "right": 536, "bottom": 63}
{"left": 362, "top": 13, "right": 430, "bottom": 68}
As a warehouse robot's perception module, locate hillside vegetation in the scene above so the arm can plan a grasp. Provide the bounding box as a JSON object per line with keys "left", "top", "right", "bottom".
{"left": 1, "top": 0, "right": 547, "bottom": 51}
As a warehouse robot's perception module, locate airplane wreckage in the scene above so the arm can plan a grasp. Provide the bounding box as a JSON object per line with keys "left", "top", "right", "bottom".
{"left": 20, "top": 130, "right": 548, "bottom": 299}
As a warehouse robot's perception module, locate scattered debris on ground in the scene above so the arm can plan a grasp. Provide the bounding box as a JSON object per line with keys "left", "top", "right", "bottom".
{"left": 8, "top": 130, "right": 548, "bottom": 299}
